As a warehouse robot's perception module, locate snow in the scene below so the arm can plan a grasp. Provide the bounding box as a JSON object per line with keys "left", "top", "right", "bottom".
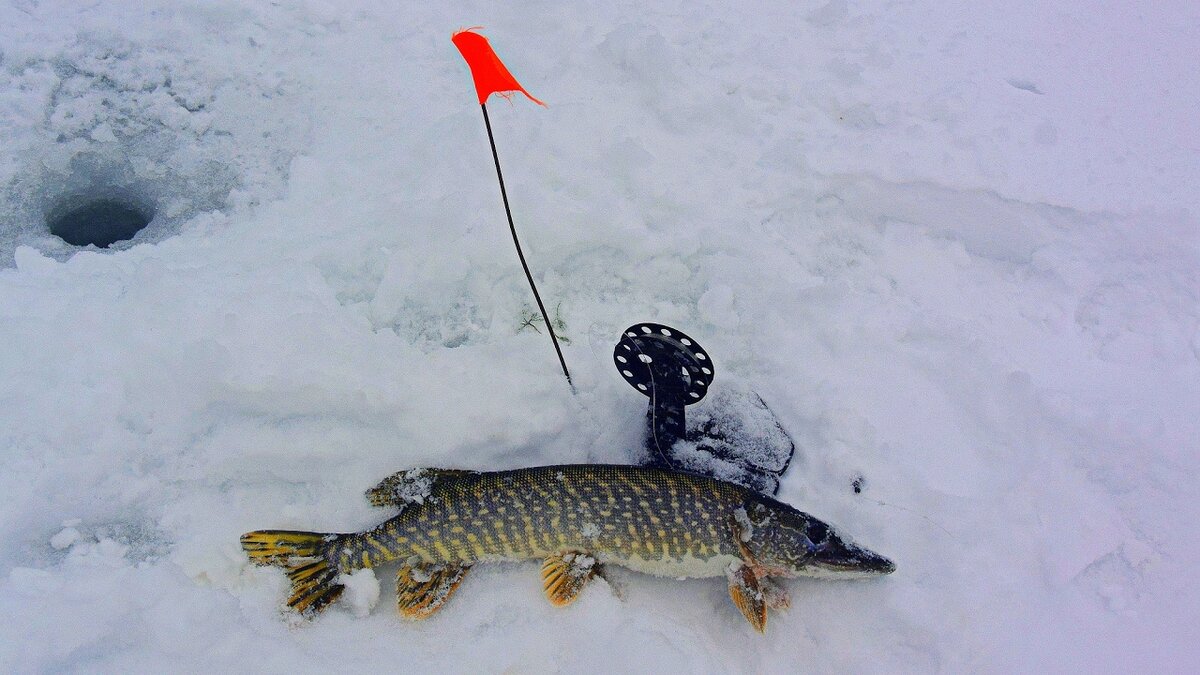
{"left": 337, "top": 569, "right": 380, "bottom": 618}
{"left": 48, "top": 527, "right": 80, "bottom": 551}
{"left": 1, "top": 0, "right": 1198, "bottom": 672}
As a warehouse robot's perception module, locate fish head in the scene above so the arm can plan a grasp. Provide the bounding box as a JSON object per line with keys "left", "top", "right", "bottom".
{"left": 739, "top": 497, "right": 896, "bottom": 579}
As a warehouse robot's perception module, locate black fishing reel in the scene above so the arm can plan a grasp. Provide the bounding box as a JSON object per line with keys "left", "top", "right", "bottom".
{"left": 614, "top": 323, "right": 795, "bottom": 495}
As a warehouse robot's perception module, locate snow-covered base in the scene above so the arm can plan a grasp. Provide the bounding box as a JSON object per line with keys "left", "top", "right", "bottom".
{"left": 1, "top": 1, "right": 1197, "bottom": 672}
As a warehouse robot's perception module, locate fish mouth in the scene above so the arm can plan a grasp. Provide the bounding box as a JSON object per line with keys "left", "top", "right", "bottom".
{"left": 813, "top": 539, "right": 896, "bottom": 576}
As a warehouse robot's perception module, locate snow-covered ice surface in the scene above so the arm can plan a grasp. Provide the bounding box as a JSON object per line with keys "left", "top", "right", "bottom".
{"left": 2, "top": 0, "right": 1198, "bottom": 671}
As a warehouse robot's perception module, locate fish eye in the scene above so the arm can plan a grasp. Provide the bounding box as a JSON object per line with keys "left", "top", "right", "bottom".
{"left": 806, "top": 520, "right": 830, "bottom": 545}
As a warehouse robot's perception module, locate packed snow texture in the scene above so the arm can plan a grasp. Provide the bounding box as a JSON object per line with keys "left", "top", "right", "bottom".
{"left": 1, "top": 1, "right": 1198, "bottom": 672}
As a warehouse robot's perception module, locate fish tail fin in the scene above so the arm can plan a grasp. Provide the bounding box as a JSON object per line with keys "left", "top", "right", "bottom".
{"left": 241, "top": 530, "right": 346, "bottom": 616}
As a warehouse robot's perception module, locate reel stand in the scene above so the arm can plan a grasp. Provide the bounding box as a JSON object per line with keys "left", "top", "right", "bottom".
{"left": 614, "top": 323, "right": 795, "bottom": 495}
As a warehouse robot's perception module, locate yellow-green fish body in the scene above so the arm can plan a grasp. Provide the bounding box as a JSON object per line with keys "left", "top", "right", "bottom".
{"left": 242, "top": 464, "right": 893, "bottom": 632}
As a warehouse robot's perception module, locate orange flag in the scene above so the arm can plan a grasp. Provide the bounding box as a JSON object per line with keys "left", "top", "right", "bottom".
{"left": 452, "top": 28, "right": 545, "bottom": 106}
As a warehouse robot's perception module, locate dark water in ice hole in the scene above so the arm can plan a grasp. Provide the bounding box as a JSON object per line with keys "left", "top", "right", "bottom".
{"left": 48, "top": 199, "right": 151, "bottom": 248}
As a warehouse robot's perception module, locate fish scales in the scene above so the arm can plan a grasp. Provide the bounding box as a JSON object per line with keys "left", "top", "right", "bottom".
{"left": 241, "top": 463, "right": 895, "bottom": 630}
{"left": 338, "top": 465, "right": 745, "bottom": 576}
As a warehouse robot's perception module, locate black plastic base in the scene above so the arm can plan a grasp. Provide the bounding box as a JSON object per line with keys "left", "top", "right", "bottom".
{"left": 671, "top": 387, "right": 796, "bottom": 495}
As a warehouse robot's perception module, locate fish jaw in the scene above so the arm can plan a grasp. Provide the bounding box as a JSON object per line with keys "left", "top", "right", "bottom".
{"left": 803, "top": 538, "right": 896, "bottom": 578}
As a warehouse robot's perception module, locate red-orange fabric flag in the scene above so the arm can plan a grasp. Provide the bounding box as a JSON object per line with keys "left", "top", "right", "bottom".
{"left": 452, "top": 28, "right": 545, "bottom": 107}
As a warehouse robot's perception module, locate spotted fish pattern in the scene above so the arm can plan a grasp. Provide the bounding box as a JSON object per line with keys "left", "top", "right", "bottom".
{"left": 241, "top": 464, "right": 894, "bottom": 632}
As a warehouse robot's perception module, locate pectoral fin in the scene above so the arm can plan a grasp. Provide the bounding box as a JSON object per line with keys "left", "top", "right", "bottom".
{"left": 541, "top": 552, "right": 598, "bottom": 607}
{"left": 396, "top": 564, "right": 470, "bottom": 620}
{"left": 727, "top": 562, "right": 767, "bottom": 633}
{"left": 761, "top": 576, "right": 791, "bottom": 610}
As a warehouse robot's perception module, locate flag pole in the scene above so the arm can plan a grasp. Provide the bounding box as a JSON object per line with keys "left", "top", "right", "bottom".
{"left": 480, "top": 102, "right": 573, "bottom": 388}
{"left": 453, "top": 28, "right": 571, "bottom": 389}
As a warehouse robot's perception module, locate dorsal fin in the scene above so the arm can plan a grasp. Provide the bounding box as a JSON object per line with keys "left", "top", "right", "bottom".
{"left": 365, "top": 468, "right": 478, "bottom": 508}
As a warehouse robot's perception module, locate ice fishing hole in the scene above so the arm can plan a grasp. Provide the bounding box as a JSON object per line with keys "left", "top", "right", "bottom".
{"left": 48, "top": 198, "right": 153, "bottom": 248}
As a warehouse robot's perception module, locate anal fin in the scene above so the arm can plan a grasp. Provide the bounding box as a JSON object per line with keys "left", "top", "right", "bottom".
{"left": 396, "top": 563, "right": 470, "bottom": 620}
{"left": 727, "top": 562, "right": 768, "bottom": 633}
{"left": 541, "top": 552, "right": 598, "bottom": 607}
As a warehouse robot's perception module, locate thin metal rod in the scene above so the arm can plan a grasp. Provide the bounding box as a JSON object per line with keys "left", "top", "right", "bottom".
{"left": 480, "top": 103, "right": 573, "bottom": 387}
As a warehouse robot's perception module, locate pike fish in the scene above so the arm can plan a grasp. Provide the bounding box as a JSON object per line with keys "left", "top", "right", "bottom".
{"left": 241, "top": 464, "right": 894, "bottom": 632}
